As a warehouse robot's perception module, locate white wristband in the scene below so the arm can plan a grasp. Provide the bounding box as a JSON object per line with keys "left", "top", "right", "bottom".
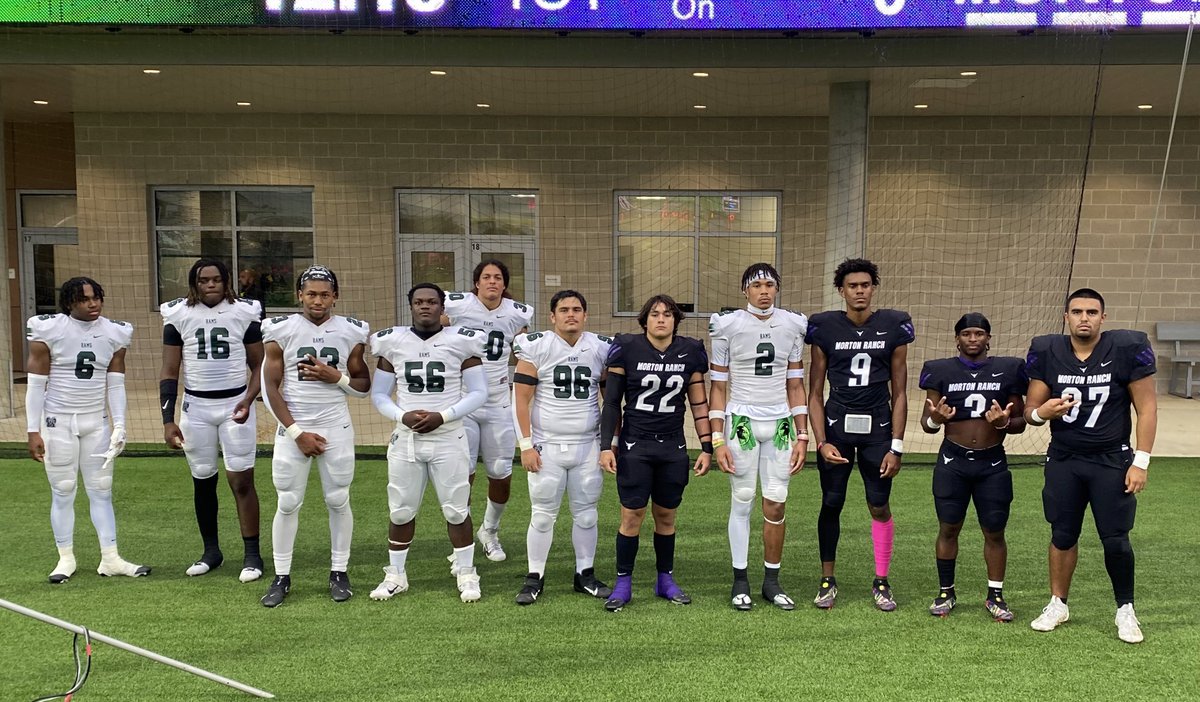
{"left": 712, "top": 431, "right": 725, "bottom": 442}
{"left": 1132, "top": 450, "right": 1151, "bottom": 470}
{"left": 610, "top": 437, "right": 618, "bottom": 449}
{"left": 1029, "top": 408, "right": 1047, "bottom": 426}
{"left": 285, "top": 423, "right": 304, "bottom": 440}
{"left": 924, "top": 415, "right": 941, "bottom": 431}
{"left": 890, "top": 438, "right": 904, "bottom": 455}
{"left": 709, "top": 370, "right": 729, "bottom": 382}
{"left": 786, "top": 368, "right": 804, "bottom": 379}
{"left": 790, "top": 405, "right": 808, "bottom": 417}
{"left": 440, "top": 409, "right": 455, "bottom": 423}
{"left": 519, "top": 437, "right": 534, "bottom": 452}
{"left": 337, "top": 373, "right": 351, "bottom": 389}
{"left": 708, "top": 409, "right": 725, "bottom": 422}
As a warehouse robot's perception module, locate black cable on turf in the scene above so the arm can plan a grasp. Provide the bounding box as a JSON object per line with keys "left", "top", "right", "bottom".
{"left": 31, "top": 627, "right": 91, "bottom": 702}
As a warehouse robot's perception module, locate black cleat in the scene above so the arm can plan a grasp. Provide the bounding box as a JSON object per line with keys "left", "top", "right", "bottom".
{"left": 515, "top": 574, "right": 545, "bottom": 606}
{"left": 261, "top": 574, "right": 291, "bottom": 608}
{"left": 762, "top": 580, "right": 796, "bottom": 611}
{"left": 574, "top": 568, "right": 613, "bottom": 599}
{"left": 731, "top": 577, "right": 753, "bottom": 611}
{"left": 329, "top": 570, "right": 353, "bottom": 602}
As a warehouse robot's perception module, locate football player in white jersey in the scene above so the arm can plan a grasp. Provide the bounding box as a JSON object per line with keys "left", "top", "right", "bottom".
{"left": 709, "top": 263, "right": 809, "bottom": 611}
{"left": 442, "top": 259, "right": 534, "bottom": 562}
{"left": 258, "top": 266, "right": 370, "bottom": 607}
{"left": 368, "top": 283, "right": 489, "bottom": 603}
{"left": 160, "top": 259, "right": 265, "bottom": 582}
{"left": 511, "top": 290, "right": 613, "bottom": 605}
{"left": 26, "top": 276, "right": 150, "bottom": 582}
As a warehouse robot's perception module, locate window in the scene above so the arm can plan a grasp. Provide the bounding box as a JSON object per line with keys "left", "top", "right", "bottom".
{"left": 152, "top": 187, "right": 314, "bottom": 308}
{"left": 395, "top": 189, "right": 538, "bottom": 320}
{"left": 17, "top": 191, "right": 79, "bottom": 321}
{"left": 614, "top": 191, "right": 781, "bottom": 315}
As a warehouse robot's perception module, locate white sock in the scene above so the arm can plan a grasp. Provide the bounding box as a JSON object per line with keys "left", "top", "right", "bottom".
{"left": 453, "top": 544, "right": 474, "bottom": 573}
{"left": 388, "top": 548, "right": 409, "bottom": 573}
{"left": 483, "top": 499, "right": 506, "bottom": 533}
{"left": 572, "top": 523, "right": 597, "bottom": 573}
{"left": 86, "top": 490, "right": 118, "bottom": 548}
{"left": 328, "top": 504, "right": 353, "bottom": 572}
{"left": 527, "top": 523, "right": 553, "bottom": 577}
{"left": 765, "top": 561, "right": 780, "bottom": 570}
{"left": 728, "top": 499, "right": 752, "bottom": 571}
{"left": 988, "top": 580, "right": 1004, "bottom": 589}
{"left": 53, "top": 546, "right": 76, "bottom": 572}
{"left": 50, "top": 490, "right": 76, "bottom": 547}
{"left": 99, "top": 545, "right": 123, "bottom": 562}
{"left": 272, "top": 509, "right": 299, "bottom": 576}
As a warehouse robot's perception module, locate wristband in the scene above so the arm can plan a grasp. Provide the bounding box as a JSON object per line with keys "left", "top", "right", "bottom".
{"left": 708, "top": 409, "right": 725, "bottom": 422}
{"left": 992, "top": 417, "right": 1009, "bottom": 430}
{"left": 924, "top": 415, "right": 940, "bottom": 431}
{"left": 786, "top": 368, "right": 805, "bottom": 379}
{"left": 1029, "top": 408, "right": 1046, "bottom": 426}
{"left": 790, "top": 405, "right": 808, "bottom": 417}
{"left": 816, "top": 441, "right": 825, "bottom": 452}
{"left": 712, "top": 431, "right": 725, "bottom": 442}
{"left": 1132, "top": 450, "right": 1151, "bottom": 470}
{"left": 610, "top": 437, "right": 618, "bottom": 449}
{"left": 337, "top": 373, "right": 351, "bottom": 389}
{"left": 712, "top": 437, "right": 727, "bottom": 448}
{"left": 285, "top": 423, "right": 304, "bottom": 440}
{"left": 701, "top": 441, "right": 714, "bottom": 455}
{"left": 796, "top": 433, "right": 809, "bottom": 441}
{"left": 889, "top": 438, "right": 904, "bottom": 456}
{"left": 519, "top": 437, "right": 534, "bottom": 452}
{"left": 709, "top": 370, "right": 729, "bottom": 382}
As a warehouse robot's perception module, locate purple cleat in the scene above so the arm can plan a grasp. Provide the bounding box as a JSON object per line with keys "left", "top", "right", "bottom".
{"left": 605, "top": 574, "right": 632, "bottom": 612}
{"left": 654, "top": 572, "right": 692, "bottom": 605}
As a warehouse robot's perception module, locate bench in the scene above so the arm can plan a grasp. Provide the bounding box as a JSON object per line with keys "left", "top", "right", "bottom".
{"left": 1156, "top": 322, "right": 1200, "bottom": 399}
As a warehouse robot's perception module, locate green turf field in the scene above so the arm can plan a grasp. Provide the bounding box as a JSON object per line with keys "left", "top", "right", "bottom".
{"left": 1, "top": 456, "right": 1197, "bottom": 701}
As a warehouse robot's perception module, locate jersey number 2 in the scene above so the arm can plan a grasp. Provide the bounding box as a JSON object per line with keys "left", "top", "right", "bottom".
{"left": 634, "top": 375, "right": 684, "bottom": 413}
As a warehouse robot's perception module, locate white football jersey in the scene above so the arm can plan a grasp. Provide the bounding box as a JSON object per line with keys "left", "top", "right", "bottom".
{"left": 370, "top": 325, "right": 485, "bottom": 434}
{"left": 444, "top": 292, "right": 534, "bottom": 402}
{"left": 514, "top": 330, "right": 611, "bottom": 445}
{"left": 261, "top": 313, "right": 370, "bottom": 426}
{"left": 709, "top": 308, "right": 807, "bottom": 420}
{"left": 160, "top": 297, "right": 262, "bottom": 393}
{"left": 27, "top": 313, "right": 134, "bottom": 415}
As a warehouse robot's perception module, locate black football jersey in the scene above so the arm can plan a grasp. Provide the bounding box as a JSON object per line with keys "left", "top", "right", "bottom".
{"left": 806, "top": 309, "right": 915, "bottom": 411}
{"left": 919, "top": 356, "right": 1028, "bottom": 423}
{"left": 1025, "top": 330, "right": 1156, "bottom": 453}
{"left": 607, "top": 333, "right": 709, "bottom": 435}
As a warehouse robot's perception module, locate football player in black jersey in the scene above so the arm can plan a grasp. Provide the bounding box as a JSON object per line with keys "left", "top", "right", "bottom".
{"left": 598, "top": 294, "right": 714, "bottom": 612}
{"left": 807, "top": 258, "right": 914, "bottom": 611}
{"left": 919, "top": 313, "right": 1026, "bottom": 621}
{"left": 1024, "top": 289, "right": 1157, "bottom": 643}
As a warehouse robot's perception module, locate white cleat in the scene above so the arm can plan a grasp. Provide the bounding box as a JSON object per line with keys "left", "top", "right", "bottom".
{"left": 457, "top": 567, "right": 482, "bottom": 603}
{"left": 448, "top": 553, "right": 461, "bottom": 577}
{"left": 370, "top": 567, "right": 409, "bottom": 601}
{"left": 1030, "top": 596, "right": 1070, "bottom": 632}
{"left": 185, "top": 558, "right": 221, "bottom": 577}
{"left": 49, "top": 554, "right": 77, "bottom": 585}
{"left": 477, "top": 527, "right": 506, "bottom": 562}
{"left": 239, "top": 567, "right": 264, "bottom": 583}
{"left": 98, "top": 556, "right": 152, "bottom": 578}
{"left": 1116, "top": 603, "right": 1144, "bottom": 644}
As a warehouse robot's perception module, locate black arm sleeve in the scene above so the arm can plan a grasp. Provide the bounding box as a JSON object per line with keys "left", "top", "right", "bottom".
{"left": 599, "top": 372, "right": 626, "bottom": 449}
{"left": 243, "top": 321, "right": 263, "bottom": 344}
{"left": 163, "top": 324, "right": 184, "bottom": 346}
{"left": 160, "top": 378, "right": 178, "bottom": 424}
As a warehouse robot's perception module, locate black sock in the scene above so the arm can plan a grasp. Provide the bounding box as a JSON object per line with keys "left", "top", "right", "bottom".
{"left": 936, "top": 558, "right": 956, "bottom": 590}
{"left": 1104, "top": 542, "right": 1136, "bottom": 607}
{"left": 988, "top": 586, "right": 1004, "bottom": 602}
{"left": 873, "top": 577, "right": 890, "bottom": 588}
{"left": 763, "top": 565, "right": 780, "bottom": 584}
{"left": 243, "top": 535, "right": 262, "bottom": 563}
{"left": 733, "top": 567, "right": 749, "bottom": 582}
{"left": 821, "top": 575, "right": 837, "bottom": 587}
{"left": 817, "top": 506, "right": 842, "bottom": 562}
{"left": 616, "top": 532, "right": 639, "bottom": 577}
{"left": 653, "top": 532, "right": 675, "bottom": 574}
{"left": 193, "top": 476, "right": 221, "bottom": 556}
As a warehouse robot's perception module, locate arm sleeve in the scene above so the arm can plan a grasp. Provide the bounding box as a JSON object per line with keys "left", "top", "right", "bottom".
{"left": 25, "top": 373, "right": 47, "bottom": 432}
{"left": 243, "top": 321, "right": 263, "bottom": 344}
{"left": 107, "top": 372, "right": 127, "bottom": 427}
{"left": 599, "top": 372, "right": 626, "bottom": 449}
{"left": 163, "top": 323, "right": 184, "bottom": 346}
{"left": 370, "top": 368, "right": 403, "bottom": 421}
{"left": 442, "top": 363, "right": 488, "bottom": 422}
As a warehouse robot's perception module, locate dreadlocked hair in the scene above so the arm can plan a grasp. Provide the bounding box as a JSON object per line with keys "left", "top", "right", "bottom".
{"left": 186, "top": 259, "right": 237, "bottom": 306}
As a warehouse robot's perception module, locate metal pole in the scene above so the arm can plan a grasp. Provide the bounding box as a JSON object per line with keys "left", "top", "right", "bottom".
{"left": 0, "top": 598, "right": 275, "bottom": 699}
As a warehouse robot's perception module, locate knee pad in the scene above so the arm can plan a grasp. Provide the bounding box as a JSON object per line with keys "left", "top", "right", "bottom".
{"left": 821, "top": 489, "right": 847, "bottom": 512}
{"left": 978, "top": 511, "right": 1009, "bottom": 534}
{"left": 570, "top": 505, "right": 598, "bottom": 530}
{"left": 730, "top": 494, "right": 754, "bottom": 519}
{"left": 530, "top": 508, "right": 558, "bottom": 532}
{"left": 1051, "top": 525, "right": 1080, "bottom": 551}
{"left": 83, "top": 468, "right": 113, "bottom": 495}
{"left": 50, "top": 476, "right": 77, "bottom": 497}
{"left": 389, "top": 506, "right": 416, "bottom": 526}
{"left": 223, "top": 451, "right": 256, "bottom": 473}
{"left": 1101, "top": 533, "right": 1132, "bottom": 557}
{"left": 762, "top": 483, "right": 789, "bottom": 504}
{"left": 487, "top": 458, "right": 514, "bottom": 480}
{"left": 189, "top": 463, "right": 219, "bottom": 480}
{"left": 277, "top": 488, "right": 304, "bottom": 516}
{"left": 323, "top": 485, "right": 350, "bottom": 513}
{"left": 441, "top": 502, "right": 469, "bottom": 526}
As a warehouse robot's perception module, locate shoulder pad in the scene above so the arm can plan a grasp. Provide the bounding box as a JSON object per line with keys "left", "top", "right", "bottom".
{"left": 1107, "top": 329, "right": 1150, "bottom": 349}
{"left": 111, "top": 320, "right": 128, "bottom": 327}
{"left": 166, "top": 298, "right": 185, "bottom": 309}
{"left": 511, "top": 301, "right": 529, "bottom": 313}
{"left": 269, "top": 315, "right": 289, "bottom": 325}
{"left": 1028, "top": 334, "right": 1057, "bottom": 354}
{"left": 345, "top": 317, "right": 364, "bottom": 328}
{"left": 37, "top": 314, "right": 55, "bottom": 321}
{"left": 375, "top": 328, "right": 394, "bottom": 338}
{"left": 447, "top": 292, "right": 467, "bottom": 301}
{"left": 457, "top": 327, "right": 480, "bottom": 337}
{"left": 596, "top": 334, "right": 613, "bottom": 344}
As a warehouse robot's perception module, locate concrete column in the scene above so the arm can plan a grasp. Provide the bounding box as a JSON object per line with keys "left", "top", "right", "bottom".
{"left": 824, "top": 81, "right": 870, "bottom": 310}
{"left": 0, "top": 84, "right": 11, "bottom": 417}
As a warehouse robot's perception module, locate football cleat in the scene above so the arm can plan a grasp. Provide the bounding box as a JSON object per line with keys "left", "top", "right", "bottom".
{"left": 457, "top": 567, "right": 482, "bottom": 603}
{"left": 654, "top": 572, "right": 691, "bottom": 605}
{"left": 49, "top": 552, "right": 77, "bottom": 585}
{"left": 985, "top": 593, "right": 1014, "bottom": 622}
{"left": 185, "top": 552, "right": 223, "bottom": 577}
{"left": 605, "top": 574, "right": 633, "bottom": 612}
{"left": 731, "top": 578, "right": 753, "bottom": 611}
{"left": 260, "top": 575, "right": 291, "bottom": 608}
{"left": 1115, "top": 603, "right": 1144, "bottom": 644}
{"left": 448, "top": 553, "right": 461, "bottom": 577}
{"left": 515, "top": 573, "right": 545, "bottom": 606}
{"left": 98, "top": 556, "right": 151, "bottom": 578}
{"left": 1030, "top": 597, "right": 1070, "bottom": 632}
{"left": 240, "top": 554, "right": 265, "bottom": 583}
{"left": 762, "top": 580, "right": 796, "bottom": 611}
{"left": 369, "top": 567, "right": 409, "bottom": 600}
{"left": 929, "top": 590, "right": 957, "bottom": 617}
{"left": 329, "top": 570, "right": 353, "bottom": 602}
{"left": 477, "top": 527, "right": 506, "bottom": 562}
{"left": 813, "top": 577, "right": 838, "bottom": 609}
{"left": 574, "top": 568, "right": 613, "bottom": 599}
{"left": 872, "top": 580, "right": 897, "bottom": 612}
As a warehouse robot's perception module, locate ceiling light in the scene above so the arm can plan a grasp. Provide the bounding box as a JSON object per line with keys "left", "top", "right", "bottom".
{"left": 693, "top": 104, "right": 708, "bottom": 110}
{"left": 960, "top": 71, "right": 977, "bottom": 77}
{"left": 430, "top": 70, "right": 447, "bottom": 76}
{"left": 33, "top": 100, "right": 49, "bottom": 105}
{"left": 692, "top": 71, "right": 709, "bottom": 78}
{"left": 143, "top": 68, "right": 161, "bottom": 74}
{"left": 1138, "top": 104, "right": 1153, "bottom": 110}
{"left": 476, "top": 103, "right": 491, "bottom": 108}
{"left": 914, "top": 104, "right": 929, "bottom": 109}
{"left": 236, "top": 101, "right": 252, "bottom": 106}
